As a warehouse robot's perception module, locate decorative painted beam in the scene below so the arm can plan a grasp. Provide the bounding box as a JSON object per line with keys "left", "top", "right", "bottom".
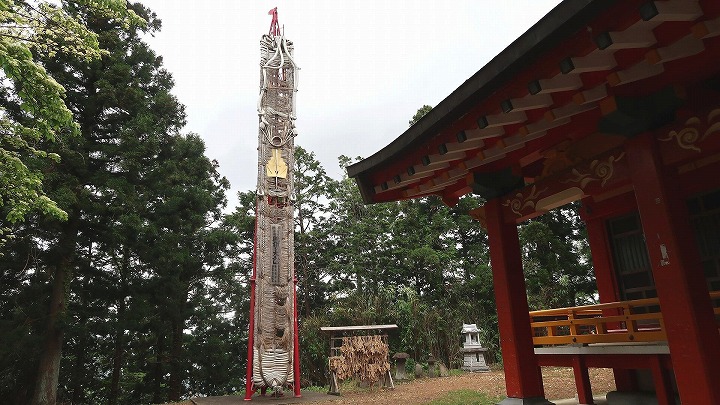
{"left": 465, "top": 151, "right": 506, "bottom": 170}
{"left": 429, "top": 150, "right": 467, "bottom": 165}
{"left": 692, "top": 16, "right": 720, "bottom": 39}
{"left": 447, "top": 162, "right": 471, "bottom": 179}
{"left": 477, "top": 111, "right": 528, "bottom": 129}
{"left": 409, "top": 161, "right": 449, "bottom": 176}
{"left": 646, "top": 35, "right": 705, "bottom": 65}
{"left": 417, "top": 171, "right": 465, "bottom": 193}
{"left": 519, "top": 117, "right": 572, "bottom": 137}
{"left": 498, "top": 147, "right": 630, "bottom": 222}
{"left": 374, "top": 176, "right": 421, "bottom": 195}
{"left": 374, "top": 168, "right": 437, "bottom": 194}
{"left": 501, "top": 93, "right": 554, "bottom": 113}
{"left": 546, "top": 102, "right": 597, "bottom": 121}
{"left": 639, "top": 1, "right": 703, "bottom": 22}
{"left": 439, "top": 137, "right": 484, "bottom": 154}
{"left": 657, "top": 105, "right": 720, "bottom": 166}
{"left": 573, "top": 84, "right": 608, "bottom": 105}
{"left": 523, "top": 130, "right": 548, "bottom": 142}
{"left": 595, "top": 27, "right": 657, "bottom": 50}
{"left": 528, "top": 74, "right": 583, "bottom": 95}
{"left": 560, "top": 52, "right": 617, "bottom": 74}
{"left": 607, "top": 60, "right": 664, "bottom": 87}
{"left": 464, "top": 126, "right": 505, "bottom": 140}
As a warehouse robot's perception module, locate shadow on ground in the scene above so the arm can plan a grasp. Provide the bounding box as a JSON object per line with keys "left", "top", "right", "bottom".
{"left": 190, "top": 390, "right": 340, "bottom": 404}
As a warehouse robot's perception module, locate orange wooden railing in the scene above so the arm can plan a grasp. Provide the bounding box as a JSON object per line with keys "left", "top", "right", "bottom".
{"left": 529, "top": 291, "right": 720, "bottom": 346}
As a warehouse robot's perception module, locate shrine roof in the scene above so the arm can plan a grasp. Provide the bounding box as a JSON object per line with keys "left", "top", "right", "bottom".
{"left": 347, "top": 0, "right": 720, "bottom": 205}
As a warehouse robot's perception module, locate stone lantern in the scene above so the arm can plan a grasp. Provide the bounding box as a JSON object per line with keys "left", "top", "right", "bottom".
{"left": 461, "top": 323, "right": 489, "bottom": 372}
{"left": 392, "top": 352, "right": 410, "bottom": 380}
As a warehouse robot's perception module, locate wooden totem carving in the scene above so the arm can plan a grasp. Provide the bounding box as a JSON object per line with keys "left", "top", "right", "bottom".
{"left": 245, "top": 8, "right": 301, "bottom": 398}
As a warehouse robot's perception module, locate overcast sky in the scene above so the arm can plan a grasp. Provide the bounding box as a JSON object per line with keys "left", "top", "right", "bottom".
{"left": 138, "top": 0, "right": 563, "bottom": 210}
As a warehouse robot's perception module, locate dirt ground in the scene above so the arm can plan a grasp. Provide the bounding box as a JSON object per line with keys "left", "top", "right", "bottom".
{"left": 183, "top": 367, "right": 615, "bottom": 405}
{"left": 302, "top": 367, "right": 615, "bottom": 405}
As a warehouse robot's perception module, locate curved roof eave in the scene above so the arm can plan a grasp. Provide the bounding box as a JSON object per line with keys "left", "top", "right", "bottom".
{"left": 347, "top": 0, "right": 616, "bottom": 202}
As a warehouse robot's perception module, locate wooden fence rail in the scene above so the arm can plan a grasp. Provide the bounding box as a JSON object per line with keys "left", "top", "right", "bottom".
{"left": 529, "top": 291, "right": 720, "bottom": 346}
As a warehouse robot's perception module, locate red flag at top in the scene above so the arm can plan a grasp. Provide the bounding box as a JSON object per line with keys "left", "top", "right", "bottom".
{"left": 268, "top": 7, "right": 280, "bottom": 36}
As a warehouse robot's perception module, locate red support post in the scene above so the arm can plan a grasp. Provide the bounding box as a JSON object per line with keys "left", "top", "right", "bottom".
{"left": 649, "top": 356, "right": 673, "bottom": 405}
{"left": 580, "top": 196, "right": 637, "bottom": 392}
{"left": 626, "top": 133, "right": 720, "bottom": 404}
{"left": 292, "top": 276, "right": 301, "bottom": 397}
{"left": 244, "top": 202, "right": 260, "bottom": 401}
{"left": 245, "top": 286, "right": 255, "bottom": 401}
{"left": 244, "top": 278, "right": 256, "bottom": 401}
{"left": 580, "top": 198, "right": 620, "bottom": 305}
{"left": 572, "top": 356, "right": 594, "bottom": 405}
{"left": 484, "top": 198, "right": 551, "bottom": 403}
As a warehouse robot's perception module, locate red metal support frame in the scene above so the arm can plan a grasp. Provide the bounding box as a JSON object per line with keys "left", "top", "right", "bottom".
{"left": 292, "top": 276, "right": 301, "bottom": 397}
{"left": 626, "top": 133, "right": 720, "bottom": 404}
{"left": 485, "top": 198, "right": 550, "bottom": 402}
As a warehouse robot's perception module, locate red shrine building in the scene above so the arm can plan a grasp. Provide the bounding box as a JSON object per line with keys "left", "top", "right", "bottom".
{"left": 347, "top": 1, "right": 720, "bottom": 404}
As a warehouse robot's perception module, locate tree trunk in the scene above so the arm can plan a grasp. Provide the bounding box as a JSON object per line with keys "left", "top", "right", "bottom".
{"left": 108, "top": 295, "right": 127, "bottom": 405}
{"left": 108, "top": 299, "right": 125, "bottom": 405}
{"left": 108, "top": 249, "right": 130, "bottom": 405}
{"left": 302, "top": 266, "right": 311, "bottom": 317}
{"left": 151, "top": 332, "right": 165, "bottom": 405}
{"left": 30, "top": 214, "right": 79, "bottom": 405}
{"left": 168, "top": 295, "right": 187, "bottom": 401}
{"left": 29, "top": 259, "right": 70, "bottom": 405}
{"left": 70, "top": 282, "right": 90, "bottom": 404}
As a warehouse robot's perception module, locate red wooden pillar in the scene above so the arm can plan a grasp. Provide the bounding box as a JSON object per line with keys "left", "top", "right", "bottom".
{"left": 649, "top": 356, "right": 673, "bottom": 405}
{"left": 626, "top": 134, "right": 720, "bottom": 404}
{"left": 580, "top": 197, "right": 636, "bottom": 392}
{"left": 571, "top": 356, "right": 594, "bottom": 405}
{"left": 580, "top": 198, "right": 619, "bottom": 304}
{"left": 485, "top": 198, "right": 551, "bottom": 405}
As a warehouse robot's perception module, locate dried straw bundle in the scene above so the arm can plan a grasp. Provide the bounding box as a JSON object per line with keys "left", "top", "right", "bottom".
{"left": 328, "top": 335, "right": 390, "bottom": 385}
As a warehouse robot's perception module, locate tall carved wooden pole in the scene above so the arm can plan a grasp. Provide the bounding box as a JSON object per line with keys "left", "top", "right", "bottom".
{"left": 245, "top": 7, "right": 301, "bottom": 400}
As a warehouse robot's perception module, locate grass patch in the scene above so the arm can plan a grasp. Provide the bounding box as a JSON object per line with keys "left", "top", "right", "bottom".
{"left": 425, "top": 389, "right": 502, "bottom": 405}
{"left": 302, "top": 385, "right": 328, "bottom": 393}
{"left": 448, "top": 369, "right": 464, "bottom": 377}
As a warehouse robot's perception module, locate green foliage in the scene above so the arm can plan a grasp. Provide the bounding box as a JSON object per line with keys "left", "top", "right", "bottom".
{"left": 0, "top": 7, "right": 598, "bottom": 403}
{"left": 0, "top": 0, "right": 142, "bottom": 226}
{"left": 0, "top": 3, "right": 237, "bottom": 404}
{"left": 409, "top": 104, "right": 433, "bottom": 126}
{"left": 519, "top": 204, "right": 596, "bottom": 309}
{"left": 426, "top": 389, "right": 503, "bottom": 405}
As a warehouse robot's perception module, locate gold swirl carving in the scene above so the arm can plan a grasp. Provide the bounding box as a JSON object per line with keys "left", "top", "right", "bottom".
{"left": 502, "top": 185, "right": 547, "bottom": 216}
{"left": 659, "top": 109, "right": 720, "bottom": 152}
{"left": 561, "top": 152, "right": 624, "bottom": 188}
{"left": 593, "top": 152, "right": 624, "bottom": 186}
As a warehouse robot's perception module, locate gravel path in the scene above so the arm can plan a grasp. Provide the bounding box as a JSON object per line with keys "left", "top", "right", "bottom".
{"left": 305, "top": 367, "right": 615, "bottom": 404}
{"left": 184, "top": 367, "right": 615, "bottom": 405}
